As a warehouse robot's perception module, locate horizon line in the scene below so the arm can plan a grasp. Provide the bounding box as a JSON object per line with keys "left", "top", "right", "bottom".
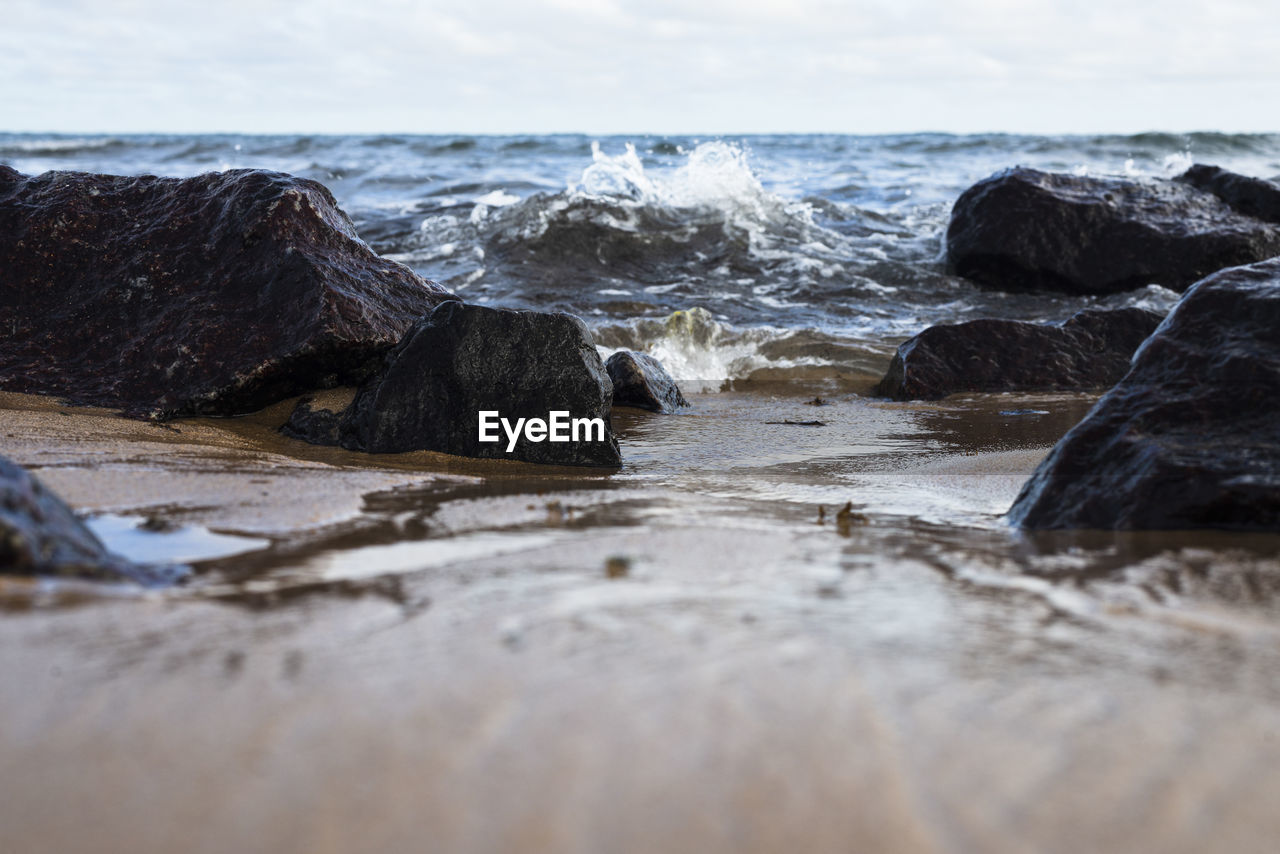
{"left": 3, "top": 128, "right": 1278, "bottom": 139}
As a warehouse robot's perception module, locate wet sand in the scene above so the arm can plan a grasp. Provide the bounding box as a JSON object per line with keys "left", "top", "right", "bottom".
{"left": 3, "top": 388, "right": 1280, "bottom": 853}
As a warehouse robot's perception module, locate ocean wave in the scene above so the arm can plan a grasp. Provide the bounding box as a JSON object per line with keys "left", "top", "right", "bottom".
{"left": 594, "top": 308, "right": 891, "bottom": 392}
{"left": 387, "top": 140, "right": 938, "bottom": 326}
{"left": 374, "top": 137, "right": 1202, "bottom": 349}
{"left": 0, "top": 136, "right": 128, "bottom": 156}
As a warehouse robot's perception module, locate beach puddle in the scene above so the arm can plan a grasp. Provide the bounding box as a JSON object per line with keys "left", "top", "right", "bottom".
{"left": 85, "top": 512, "right": 271, "bottom": 564}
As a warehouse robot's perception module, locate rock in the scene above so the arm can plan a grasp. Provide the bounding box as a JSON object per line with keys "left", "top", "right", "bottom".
{"left": 873, "top": 307, "right": 1163, "bottom": 400}
{"left": 1008, "top": 258, "right": 1280, "bottom": 530}
{"left": 280, "top": 388, "right": 357, "bottom": 446}
{"left": 281, "top": 399, "right": 344, "bottom": 446}
{"left": 946, "top": 166, "right": 1280, "bottom": 295}
{"left": 606, "top": 351, "right": 689, "bottom": 413}
{"left": 0, "top": 166, "right": 454, "bottom": 418}
{"left": 1176, "top": 164, "right": 1280, "bottom": 224}
{"left": 0, "top": 455, "right": 182, "bottom": 584}
{"left": 336, "top": 302, "right": 622, "bottom": 467}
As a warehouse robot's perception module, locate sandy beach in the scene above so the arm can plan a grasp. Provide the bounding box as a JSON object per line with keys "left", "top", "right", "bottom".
{"left": 5, "top": 386, "right": 1280, "bottom": 854}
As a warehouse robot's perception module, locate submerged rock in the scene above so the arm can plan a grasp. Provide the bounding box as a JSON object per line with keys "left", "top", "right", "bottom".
{"left": 0, "top": 166, "right": 453, "bottom": 418}
{"left": 606, "top": 351, "right": 689, "bottom": 413}
{"left": 335, "top": 302, "right": 621, "bottom": 467}
{"left": 1176, "top": 164, "right": 1280, "bottom": 225}
{"left": 874, "top": 307, "right": 1163, "bottom": 400}
{"left": 946, "top": 166, "right": 1280, "bottom": 295}
{"left": 0, "top": 455, "right": 180, "bottom": 584}
{"left": 1008, "top": 258, "right": 1280, "bottom": 530}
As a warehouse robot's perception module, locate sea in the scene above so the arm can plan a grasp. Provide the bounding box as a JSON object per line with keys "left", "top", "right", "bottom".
{"left": 7, "top": 131, "right": 1280, "bottom": 392}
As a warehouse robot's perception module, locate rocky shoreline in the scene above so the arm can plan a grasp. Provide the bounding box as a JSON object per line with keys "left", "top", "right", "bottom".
{"left": 881, "top": 163, "right": 1280, "bottom": 530}
{"left": 5, "top": 154, "right": 1280, "bottom": 854}
{"left": 5, "top": 161, "right": 1280, "bottom": 584}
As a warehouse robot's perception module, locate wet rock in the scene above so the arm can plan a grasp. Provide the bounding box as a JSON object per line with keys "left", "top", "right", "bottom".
{"left": 281, "top": 399, "right": 345, "bottom": 446}
{"left": 874, "top": 307, "right": 1163, "bottom": 400}
{"left": 1176, "top": 164, "right": 1280, "bottom": 224}
{"left": 0, "top": 455, "right": 181, "bottom": 584}
{"left": 946, "top": 166, "right": 1280, "bottom": 295}
{"left": 280, "top": 388, "right": 357, "bottom": 446}
{"left": 0, "top": 166, "right": 454, "bottom": 418}
{"left": 606, "top": 351, "right": 689, "bottom": 413}
{"left": 1008, "top": 258, "right": 1280, "bottom": 530}
{"left": 338, "top": 302, "right": 622, "bottom": 467}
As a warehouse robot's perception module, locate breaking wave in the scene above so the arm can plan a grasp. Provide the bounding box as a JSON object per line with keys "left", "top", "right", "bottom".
{"left": 596, "top": 307, "right": 906, "bottom": 392}
{"left": 384, "top": 140, "right": 938, "bottom": 328}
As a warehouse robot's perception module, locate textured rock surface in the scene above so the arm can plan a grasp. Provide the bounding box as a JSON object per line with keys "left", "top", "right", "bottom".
{"left": 1009, "top": 258, "right": 1280, "bottom": 530}
{"left": 338, "top": 302, "right": 622, "bottom": 467}
{"left": 0, "top": 454, "right": 179, "bottom": 584}
{"left": 606, "top": 351, "right": 689, "bottom": 413}
{"left": 946, "top": 166, "right": 1280, "bottom": 295}
{"left": 281, "top": 400, "right": 344, "bottom": 446}
{"left": 280, "top": 388, "right": 356, "bottom": 446}
{"left": 0, "top": 166, "right": 453, "bottom": 418}
{"left": 874, "top": 307, "right": 1163, "bottom": 401}
{"left": 1176, "top": 163, "right": 1280, "bottom": 224}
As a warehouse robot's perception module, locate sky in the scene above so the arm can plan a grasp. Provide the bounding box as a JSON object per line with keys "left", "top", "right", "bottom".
{"left": 3, "top": 0, "right": 1278, "bottom": 135}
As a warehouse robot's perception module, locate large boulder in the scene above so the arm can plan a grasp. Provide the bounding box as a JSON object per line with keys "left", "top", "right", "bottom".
{"left": 1008, "top": 258, "right": 1280, "bottom": 530}
{"left": 873, "top": 307, "right": 1163, "bottom": 400}
{"left": 0, "top": 167, "right": 454, "bottom": 418}
{"left": 1, "top": 455, "right": 182, "bottom": 585}
{"left": 946, "top": 166, "right": 1280, "bottom": 295}
{"left": 1176, "top": 163, "right": 1280, "bottom": 224}
{"left": 333, "top": 302, "right": 622, "bottom": 467}
{"left": 606, "top": 351, "right": 689, "bottom": 413}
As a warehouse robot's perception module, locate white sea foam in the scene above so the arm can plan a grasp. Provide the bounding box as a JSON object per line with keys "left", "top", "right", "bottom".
{"left": 598, "top": 308, "right": 774, "bottom": 392}
{"left": 595, "top": 307, "right": 860, "bottom": 392}
{"left": 1161, "top": 150, "right": 1193, "bottom": 175}
{"left": 473, "top": 188, "right": 520, "bottom": 207}
{"left": 573, "top": 140, "right": 823, "bottom": 246}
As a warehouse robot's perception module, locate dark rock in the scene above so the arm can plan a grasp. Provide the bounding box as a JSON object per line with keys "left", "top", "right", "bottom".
{"left": 874, "top": 307, "right": 1163, "bottom": 400}
{"left": 946, "top": 166, "right": 1280, "bottom": 295}
{"left": 1176, "top": 163, "right": 1280, "bottom": 224}
{"left": 1008, "top": 258, "right": 1280, "bottom": 530}
{"left": 280, "top": 389, "right": 356, "bottom": 446}
{"left": 0, "top": 166, "right": 454, "bottom": 418}
{"left": 281, "top": 399, "right": 344, "bottom": 446}
{"left": 606, "top": 351, "right": 689, "bottom": 413}
{"left": 0, "top": 455, "right": 182, "bottom": 584}
{"left": 338, "top": 302, "right": 622, "bottom": 467}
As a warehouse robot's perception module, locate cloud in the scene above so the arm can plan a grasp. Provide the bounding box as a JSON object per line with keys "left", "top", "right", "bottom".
{"left": 1, "top": 0, "right": 1276, "bottom": 133}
